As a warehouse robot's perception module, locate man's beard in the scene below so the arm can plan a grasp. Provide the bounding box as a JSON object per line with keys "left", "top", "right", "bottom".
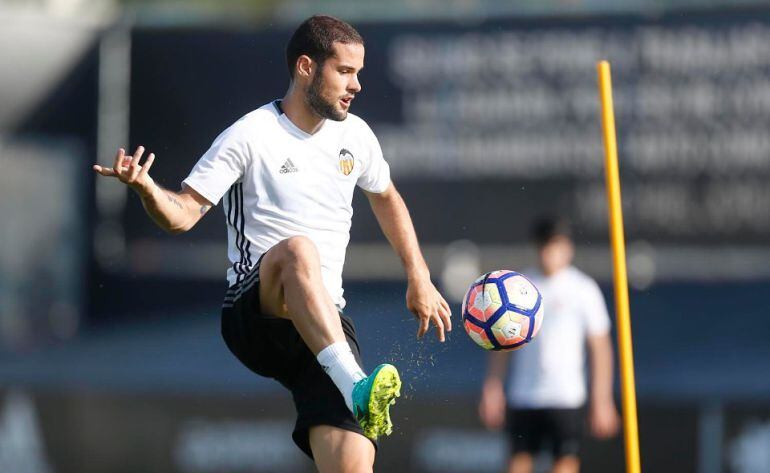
{"left": 306, "top": 72, "right": 346, "bottom": 121}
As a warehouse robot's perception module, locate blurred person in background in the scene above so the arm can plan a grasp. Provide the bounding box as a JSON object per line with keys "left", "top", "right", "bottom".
{"left": 479, "top": 216, "right": 619, "bottom": 473}
{"left": 93, "top": 14, "right": 451, "bottom": 473}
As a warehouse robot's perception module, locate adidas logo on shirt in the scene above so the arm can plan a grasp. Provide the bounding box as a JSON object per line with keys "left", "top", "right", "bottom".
{"left": 279, "top": 158, "right": 298, "bottom": 174}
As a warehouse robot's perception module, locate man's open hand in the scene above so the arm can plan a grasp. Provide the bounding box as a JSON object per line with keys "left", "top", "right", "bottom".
{"left": 407, "top": 277, "right": 452, "bottom": 342}
{"left": 93, "top": 146, "right": 156, "bottom": 196}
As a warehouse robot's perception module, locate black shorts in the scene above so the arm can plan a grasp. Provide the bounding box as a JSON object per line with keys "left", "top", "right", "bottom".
{"left": 220, "top": 256, "right": 369, "bottom": 458}
{"left": 506, "top": 407, "right": 583, "bottom": 458}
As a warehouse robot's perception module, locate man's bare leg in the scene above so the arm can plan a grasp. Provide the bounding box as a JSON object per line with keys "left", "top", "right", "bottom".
{"left": 258, "top": 235, "right": 400, "bottom": 442}
{"left": 259, "top": 235, "right": 346, "bottom": 354}
{"left": 259, "top": 236, "right": 366, "bottom": 410}
{"left": 310, "top": 426, "right": 375, "bottom": 473}
{"left": 551, "top": 455, "right": 579, "bottom": 473}
{"left": 508, "top": 452, "right": 534, "bottom": 473}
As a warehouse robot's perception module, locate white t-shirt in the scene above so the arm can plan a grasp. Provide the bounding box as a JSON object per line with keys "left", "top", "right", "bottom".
{"left": 506, "top": 266, "right": 611, "bottom": 408}
{"left": 182, "top": 101, "right": 391, "bottom": 308}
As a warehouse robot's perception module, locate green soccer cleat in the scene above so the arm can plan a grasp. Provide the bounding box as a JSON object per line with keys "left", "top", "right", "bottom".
{"left": 352, "top": 363, "right": 402, "bottom": 440}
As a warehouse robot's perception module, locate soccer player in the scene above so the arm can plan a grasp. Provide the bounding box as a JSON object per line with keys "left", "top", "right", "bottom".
{"left": 93, "top": 15, "right": 451, "bottom": 472}
{"left": 478, "top": 217, "right": 619, "bottom": 473}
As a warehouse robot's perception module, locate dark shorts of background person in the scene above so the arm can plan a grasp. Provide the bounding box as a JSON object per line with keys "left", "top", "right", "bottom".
{"left": 220, "top": 254, "right": 374, "bottom": 458}
{"left": 506, "top": 407, "right": 584, "bottom": 458}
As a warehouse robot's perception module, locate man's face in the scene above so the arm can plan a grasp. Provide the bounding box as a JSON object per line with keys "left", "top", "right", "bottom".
{"left": 537, "top": 235, "right": 574, "bottom": 275}
{"left": 305, "top": 42, "right": 364, "bottom": 121}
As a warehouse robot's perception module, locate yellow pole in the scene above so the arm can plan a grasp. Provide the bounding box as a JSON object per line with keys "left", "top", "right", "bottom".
{"left": 597, "top": 60, "right": 642, "bottom": 473}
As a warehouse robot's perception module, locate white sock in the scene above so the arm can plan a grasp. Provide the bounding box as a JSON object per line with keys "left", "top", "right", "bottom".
{"left": 316, "top": 342, "right": 366, "bottom": 413}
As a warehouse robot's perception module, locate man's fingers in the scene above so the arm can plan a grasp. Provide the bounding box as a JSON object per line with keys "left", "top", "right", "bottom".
{"left": 432, "top": 313, "right": 446, "bottom": 342}
{"left": 112, "top": 148, "right": 125, "bottom": 173}
{"left": 138, "top": 153, "right": 155, "bottom": 178}
{"left": 440, "top": 298, "right": 452, "bottom": 317}
{"left": 128, "top": 161, "right": 141, "bottom": 181}
{"left": 112, "top": 148, "right": 131, "bottom": 176}
{"left": 93, "top": 165, "right": 117, "bottom": 177}
{"left": 132, "top": 146, "right": 145, "bottom": 166}
{"left": 439, "top": 304, "right": 452, "bottom": 333}
{"left": 417, "top": 316, "right": 429, "bottom": 339}
{"left": 125, "top": 146, "right": 143, "bottom": 179}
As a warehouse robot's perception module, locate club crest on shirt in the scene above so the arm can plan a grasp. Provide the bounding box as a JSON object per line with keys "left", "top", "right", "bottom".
{"left": 338, "top": 148, "right": 354, "bottom": 176}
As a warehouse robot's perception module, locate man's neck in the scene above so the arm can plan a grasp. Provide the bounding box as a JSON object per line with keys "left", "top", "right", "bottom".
{"left": 281, "top": 87, "right": 325, "bottom": 135}
{"left": 541, "top": 265, "right": 570, "bottom": 277}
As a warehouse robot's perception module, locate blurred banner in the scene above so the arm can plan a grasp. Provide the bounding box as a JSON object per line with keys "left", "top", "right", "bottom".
{"left": 125, "top": 10, "right": 770, "bottom": 250}
{"left": 2, "top": 389, "right": 770, "bottom": 473}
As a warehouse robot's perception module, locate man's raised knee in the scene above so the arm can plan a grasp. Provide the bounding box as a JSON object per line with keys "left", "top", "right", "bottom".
{"left": 282, "top": 235, "right": 317, "bottom": 258}
{"left": 277, "top": 236, "right": 319, "bottom": 274}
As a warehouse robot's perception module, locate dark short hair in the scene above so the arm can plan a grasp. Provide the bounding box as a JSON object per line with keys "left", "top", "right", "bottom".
{"left": 531, "top": 216, "right": 572, "bottom": 246}
{"left": 286, "top": 15, "right": 364, "bottom": 79}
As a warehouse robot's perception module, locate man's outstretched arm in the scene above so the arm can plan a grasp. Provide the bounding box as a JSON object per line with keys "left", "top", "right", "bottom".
{"left": 365, "top": 183, "right": 452, "bottom": 342}
{"left": 93, "top": 146, "right": 212, "bottom": 234}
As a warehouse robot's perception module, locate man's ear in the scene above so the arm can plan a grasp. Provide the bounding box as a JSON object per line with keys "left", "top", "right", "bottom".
{"left": 296, "top": 55, "right": 314, "bottom": 79}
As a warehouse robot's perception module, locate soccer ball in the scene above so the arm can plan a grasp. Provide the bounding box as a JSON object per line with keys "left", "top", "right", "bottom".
{"left": 461, "top": 270, "right": 544, "bottom": 351}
